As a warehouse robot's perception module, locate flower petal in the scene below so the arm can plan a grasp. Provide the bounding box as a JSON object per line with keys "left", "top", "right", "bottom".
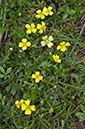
{"left": 20, "top": 99, "right": 24, "bottom": 103}
{"left": 35, "top": 79, "right": 40, "bottom": 83}
{"left": 25, "top": 100, "right": 30, "bottom": 105}
{"left": 22, "top": 38, "right": 27, "bottom": 43}
{"left": 32, "top": 74, "right": 36, "bottom": 78}
{"left": 22, "top": 46, "right": 27, "bottom": 50}
{"left": 19, "top": 42, "right": 23, "bottom": 47}
{"left": 49, "top": 11, "right": 53, "bottom": 15}
{"left": 31, "top": 23, "right": 35, "bottom": 28}
{"left": 36, "top": 10, "right": 41, "bottom": 14}
{"left": 57, "top": 45, "right": 61, "bottom": 50}
{"left": 60, "top": 41, "right": 65, "bottom": 45}
{"left": 37, "top": 24, "right": 41, "bottom": 29}
{"left": 25, "top": 24, "right": 30, "bottom": 29}
{"left": 39, "top": 29, "right": 43, "bottom": 33}
{"left": 21, "top": 104, "right": 26, "bottom": 110}
{"left": 43, "top": 7, "right": 47, "bottom": 12}
{"left": 41, "top": 21, "right": 45, "bottom": 26}
{"left": 47, "top": 42, "right": 53, "bottom": 48}
{"left": 39, "top": 76, "right": 43, "bottom": 80}
{"left": 25, "top": 109, "right": 31, "bottom": 115}
{"left": 42, "top": 35, "right": 48, "bottom": 40}
{"left": 32, "top": 28, "right": 37, "bottom": 33}
{"left": 48, "top": 6, "right": 52, "bottom": 10}
{"left": 15, "top": 100, "right": 19, "bottom": 105}
{"left": 41, "top": 41, "right": 46, "bottom": 46}
{"left": 41, "top": 15, "right": 45, "bottom": 19}
{"left": 30, "top": 105, "right": 35, "bottom": 111}
{"left": 26, "top": 29, "right": 31, "bottom": 34}
{"left": 61, "top": 46, "right": 67, "bottom": 52}
{"left": 65, "top": 42, "right": 70, "bottom": 46}
{"left": 49, "top": 35, "right": 53, "bottom": 41}
{"left": 27, "top": 42, "right": 31, "bottom": 47}
{"left": 35, "top": 71, "right": 40, "bottom": 75}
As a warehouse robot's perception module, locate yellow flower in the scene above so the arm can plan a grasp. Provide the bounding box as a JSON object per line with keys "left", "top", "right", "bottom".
{"left": 43, "top": 6, "right": 53, "bottom": 16}
{"left": 21, "top": 100, "right": 35, "bottom": 115}
{"left": 9, "top": 47, "right": 13, "bottom": 51}
{"left": 72, "top": 96, "right": 75, "bottom": 99}
{"left": 25, "top": 23, "right": 37, "bottom": 34}
{"left": 19, "top": 38, "right": 31, "bottom": 50}
{"left": 49, "top": 108, "right": 53, "bottom": 113}
{"left": 41, "top": 35, "right": 54, "bottom": 48}
{"left": 15, "top": 99, "right": 24, "bottom": 108}
{"left": 19, "top": 13, "right": 21, "bottom": 16}
{"left": 52, "top": 55, "right": 61, "bottom": 63}
{"left": 32, "top": 71, "right": 43, "bottom": 83}
{"left": 35, "top": 9, "right": 45, "bottom": 19}
{"left": 37, "top": 21, "right": 46, "bottom": 34}
{"left": 57, "top": 41, "right": 70, "bottom": 52}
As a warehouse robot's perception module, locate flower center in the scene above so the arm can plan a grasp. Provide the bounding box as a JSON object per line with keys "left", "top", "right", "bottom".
{"left": 47, "top": 9, "right": 50, "bottom": 13}
{"left": 39, "top": 12, "right": 43, "bottom": 16}
{"left": 35, "top": 75, "right": 40, "bottom": 80}
{"left": 27, "top": 105, "right": 30, "bottom": 110}
{"left": 23, "top": 42, "right": 27, "bottom": 47}
{"left": 30, "top": 26, "right": 33, "bottom": 31}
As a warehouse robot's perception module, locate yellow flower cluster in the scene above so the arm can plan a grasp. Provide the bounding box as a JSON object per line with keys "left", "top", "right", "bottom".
{"left": 15, "top": 99, "right": 35, "bottom": 115}
{"left": 52, "top": 41, "right": 70, "bottom": 63}
{"left": 36, "top": 6, "right": 53, "bottom": 19}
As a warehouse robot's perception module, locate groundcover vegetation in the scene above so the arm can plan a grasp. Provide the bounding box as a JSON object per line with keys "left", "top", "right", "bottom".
{"left": 0, "top": 0, "right": 85, "bottom": 128}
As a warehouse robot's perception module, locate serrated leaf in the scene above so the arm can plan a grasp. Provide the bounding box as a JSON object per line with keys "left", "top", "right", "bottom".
{"left": 6, "top": 67, "right": 11, "bottom": 74}
{"left": 0, "top": 66, "right": 5, "bottom": 74}
{"left": 0, "top": 74, "right": 4, "bottom": 78}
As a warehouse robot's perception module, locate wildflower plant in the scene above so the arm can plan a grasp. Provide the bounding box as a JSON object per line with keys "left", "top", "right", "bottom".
{"left": 1, "top": 0, "right": 85, "bottom": 128}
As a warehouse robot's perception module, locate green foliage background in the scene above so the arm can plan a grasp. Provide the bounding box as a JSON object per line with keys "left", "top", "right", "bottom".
{"left": 0, "top": 0, "right": 85, "bottom": 128}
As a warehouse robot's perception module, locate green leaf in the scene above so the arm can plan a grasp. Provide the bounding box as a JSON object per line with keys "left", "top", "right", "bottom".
{"left": 0, "top": 27, "right": 5, "bottom": 44}
{"left": 75, "top": 112, "right": 83, "bottom": 118}
{"left": 0, "top": 74, "right": 4, "bottom": 78}
{"left": 11, "top": 1, "right": 15, "bottom": 8}
{"left": 63, "top": 13, "right": 68, "bottom": 19}
{"left": 80, "top": 105, "right": 85, "bottom": 113}
{"left": 0, "top": 66, "right": 5, "bottom": 74}
{"left": 11, "top": 87, "right": 16, "bottom": 96}
{"left": 6, "top": 86, "right": 11, "bottom": 92}
{"left": 71, "top": 73, "right": 78, "bottom": 80}
{"left": 6, "top": 67, "right": 11, "bottom": 74}
{"left": 83, "top": 56, "right": 85, "bottom": 65}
